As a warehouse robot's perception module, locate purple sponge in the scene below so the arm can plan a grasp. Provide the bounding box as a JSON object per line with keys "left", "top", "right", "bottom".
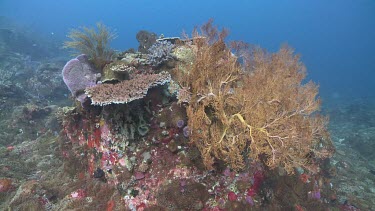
{"left": 62, "top": 54, "right": 100, "bottom": 103}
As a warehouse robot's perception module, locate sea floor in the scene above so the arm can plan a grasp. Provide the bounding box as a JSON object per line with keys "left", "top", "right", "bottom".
{"left": 326, "top": 97, "right": 375, "bottom": 210}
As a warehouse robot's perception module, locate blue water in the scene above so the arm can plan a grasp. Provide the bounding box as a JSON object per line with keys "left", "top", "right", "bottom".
{"left": 1, "top": 0, "right": 374, "bottom": 100}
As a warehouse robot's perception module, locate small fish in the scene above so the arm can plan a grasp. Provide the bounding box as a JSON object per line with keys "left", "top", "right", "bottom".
{"left": 370, "top": 169, "right": 375, "bottom": 175}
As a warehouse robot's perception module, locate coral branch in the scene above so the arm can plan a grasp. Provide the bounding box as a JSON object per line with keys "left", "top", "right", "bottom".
{"left": 173, "top": 21, "right": 334, "bottom": 173}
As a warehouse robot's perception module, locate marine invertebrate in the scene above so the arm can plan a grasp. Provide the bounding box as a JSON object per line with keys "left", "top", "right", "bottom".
{"left": 64, "top": 22, "right": 116, "bottom": 69}
{"left": 85, "top": 71, "right": 171, "bottom": 106}
{"left": 183, "top": 126, "right": 190, "bottom": 138}
{"left": 147, "top": 40, "right": 175, "bottom": 66}
{"left": 176, "top": 119, "right": 184, "bottom": 128}
{"left": 174, "top": 20, "right": 334, "bottom": 173}
{"left": 62, "top": 54, "right": 100, "bottom": 103}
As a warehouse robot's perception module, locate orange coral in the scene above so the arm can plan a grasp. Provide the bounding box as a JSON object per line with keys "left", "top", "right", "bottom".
{"left": 173, "top": 20, "right": 334, "bottom": 173}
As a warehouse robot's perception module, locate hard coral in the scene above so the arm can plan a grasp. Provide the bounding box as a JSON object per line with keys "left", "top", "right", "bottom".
{"left": 148, "top": 40, "right": 175, "bottom": 67}
{"left": 85, "top": 71, "right": 171, "bottom": 106}
{"left": 174, "top": 20, "right": 334, "bottom": 174}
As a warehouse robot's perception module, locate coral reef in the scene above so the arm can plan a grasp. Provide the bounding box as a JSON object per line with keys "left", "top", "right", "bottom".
{"left": 64, "top": 22, "right": 116, "bottom": 69}
{"left": 2, "top": 19, "right": 357, "bottom": 211}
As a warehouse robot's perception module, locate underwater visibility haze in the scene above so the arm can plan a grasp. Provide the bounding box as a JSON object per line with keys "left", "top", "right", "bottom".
{"left": 0, "top": 0, "right": 374, "bottom": 210}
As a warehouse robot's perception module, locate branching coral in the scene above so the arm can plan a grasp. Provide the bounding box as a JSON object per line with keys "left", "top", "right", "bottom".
{"left": 174, "top": 20, "right": 334, "bottom": 174}
{"left": 64, "top": 22, "right": 116, "bottom": 69}
{"left": 147, "top": 40, "right": 175, "bottom": 66}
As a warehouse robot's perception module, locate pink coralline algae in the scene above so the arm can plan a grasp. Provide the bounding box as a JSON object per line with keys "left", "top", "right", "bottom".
{"left": 101, "top": 151, "right": 118, "bottom": 168}
{"left": 134, "top": 172, "right": 145, "bottom": 180}
{"left": 100, "top": 121, "right": 111, "bottom": 143}
{"left": 70, "top": 189, "right": 86, "bottom": 199}
{"left": 247, "top": 170, "right": 265, "bottom": 197}
{"left": 118, "top": 158, "right": 127, "bottom": 167}
{"left": 228, "top": 191, "right": 238, "bottom": 201}
{"left": 6, "top": 146, "right": 14, "bottom": 151}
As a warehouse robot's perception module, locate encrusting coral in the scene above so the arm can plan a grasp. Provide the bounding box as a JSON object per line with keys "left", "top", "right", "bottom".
{"left": 174, "top": 20, "right": 334, "bottom": 173}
